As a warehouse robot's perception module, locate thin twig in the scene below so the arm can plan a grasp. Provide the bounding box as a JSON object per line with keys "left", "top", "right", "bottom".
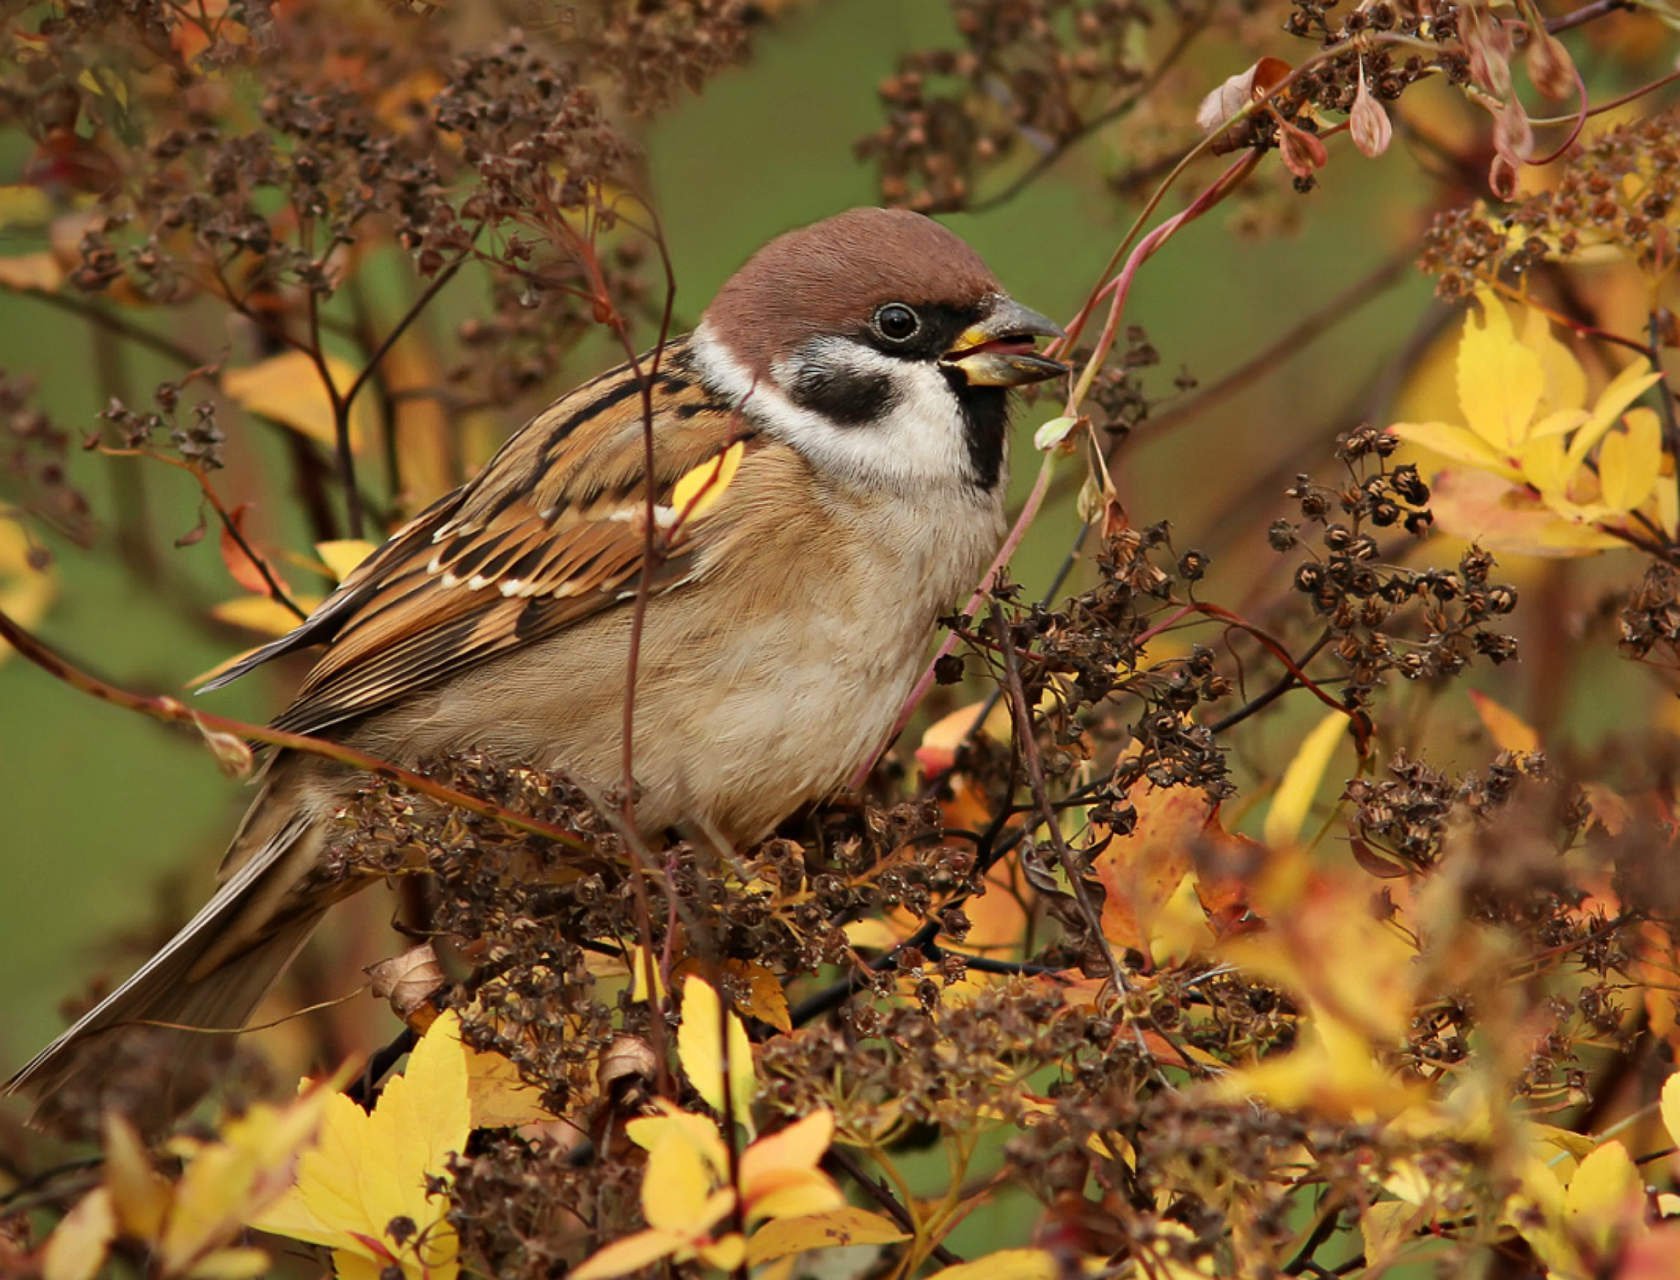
{"left": 0, "top": 604, "right": 595, "bottom": 852}
{"left": 991, "top": 605, "right": 1127, "bottom": 996}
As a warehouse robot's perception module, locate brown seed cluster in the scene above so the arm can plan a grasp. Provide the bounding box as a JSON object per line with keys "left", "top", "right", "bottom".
{"left": 1421, "top": 109, "right": 1680, "bottom": 296}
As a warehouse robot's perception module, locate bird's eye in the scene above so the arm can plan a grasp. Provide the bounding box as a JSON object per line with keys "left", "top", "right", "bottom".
{"left": 873, "top": 302, "right": 921, "bottom": 343}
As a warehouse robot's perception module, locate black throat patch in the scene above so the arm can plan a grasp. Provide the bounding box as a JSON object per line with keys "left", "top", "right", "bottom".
{"left": 949, "top": 376, "right": 1009, "bottom": 491}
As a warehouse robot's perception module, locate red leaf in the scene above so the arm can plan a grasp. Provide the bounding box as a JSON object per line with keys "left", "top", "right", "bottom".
{"left": 217, "top": 503, "right": 289, "bottom": 597}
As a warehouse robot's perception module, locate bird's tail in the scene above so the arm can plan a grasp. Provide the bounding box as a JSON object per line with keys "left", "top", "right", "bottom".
{"left": 6, "top": 766, "right": 334, "bottom": 1135}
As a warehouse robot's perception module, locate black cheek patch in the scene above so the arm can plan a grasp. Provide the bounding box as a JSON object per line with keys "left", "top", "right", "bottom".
{"left": 787, "top": 363, "right": 901, "bottom": 427}
{"left": 950, "top": 377, "right": 1009, "bottom": 490}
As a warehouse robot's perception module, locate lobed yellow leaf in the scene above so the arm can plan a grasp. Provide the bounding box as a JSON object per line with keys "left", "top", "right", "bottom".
{"left": 745, "top": 1206, "right": 910, "bottom": 1266}
{"left": 1262, "top": 709, "right": 1347, "bottom": 848}
{"left": 251, "top": 1011, "right": 471, "bottom": 1279}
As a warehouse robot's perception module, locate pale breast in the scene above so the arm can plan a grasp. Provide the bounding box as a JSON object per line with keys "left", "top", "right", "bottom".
{"left": 355, "top": 476, "right": 1004, "bottom": 844}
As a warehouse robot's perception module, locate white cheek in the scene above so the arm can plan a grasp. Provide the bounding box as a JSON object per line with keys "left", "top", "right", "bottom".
{"left": 690, "top": 322, "right": 995, "bottom": 495}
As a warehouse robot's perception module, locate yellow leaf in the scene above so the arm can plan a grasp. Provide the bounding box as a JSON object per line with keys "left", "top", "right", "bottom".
{"left": 161, "top": 1087, "right": 332, "bottom": 1272}
{"left": 1361, "top": 1199, "right": 1425, "bottom": 1268}
{"left": 1208, "top": 1012, "right": 1423, "bottom": 1119}
{"left": 0, "top": 511, "right": 56, "bottom": 669}
{"left": 626, "top": 1104, "right": 729, "bottom": 1178}
{"left": 1458, "top": 290, "right": 1543, "bottom": 453}
{"left": 570, "top": 1227, "right": 692, "bottom": 1280}
{"left": 103, "top": 1112, "right": 170, "bottom": 1239}
{"left": 1566, "top": 1140, "right": 1644, "bottom": 1257}
{"left": 1263, "top": 709, "right": 1347, "bottom": 848}
{"left": 698, "top": 1230, "right": 746, "bottom": 1271}
{"left": 250, "top": 1011, "right": 470, "bottom": 1280}
{"left": 0, "top": 251, "right": 63, "bottom": 291}
{"left": 669, "top": 439, "right": 745, "bottom": 524}
{"left": 642, "top": 1126, "right": 727, "bottom": 1233}
{"left": 1559, "top": 360, "right": 1662, "bottom": 478}
{"left": 676, "top": 976, "right": 756, "bottom": 1128}
{"left": 210, "top": 594, "right": 320, "bottom": 637}
{"left": 927, "top": 1248, "right": 1062, "bottom": 1280}
{"left": 1662, "top": 1072, "right": 1680, "bottom": 1148}
{"left": 626, "top": 944, "right": 666, "bottom": 1004}
{"left": 0, "top": 184, "right": 52, "bottom": 227}
{"left": 183, "top": 1246, "right": 273, "bottom": 1278}
{"left": 1523, "top": 304, "right": 1589, "bottom": 416}
{"left": 1597, "top": 407, "right": 1662, "bottom": 514}
{"left": 740, "top": 1111, "right": 841, "bottom": 1222}
{"left": 746, "top": 1206, "right": 909, "bottom": 1265}
{"left": 315, "top": 539, "right": 378, "bottom": 583}
{"left": 1468, "top": 690, "right": 1540, "bottom": 753}
{"left": 1389, "top": 421, "right": 1519, "bottom": 477}
{"left": 223, "top": 351, "right": 375, "bottom": 454}
{"left": 41, "top": 1188, "right": 115, "bottom": 1280}
{"left": 727, "top": 960, "right": 792, "bottom": 1034}
{"left": 1429, "top": 468, "right": 1626, "bottom": 557}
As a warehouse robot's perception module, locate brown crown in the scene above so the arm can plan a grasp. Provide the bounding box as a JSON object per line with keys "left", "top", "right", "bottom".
{"left": 702, "top": 207, "right": 1002, "bottom": 380}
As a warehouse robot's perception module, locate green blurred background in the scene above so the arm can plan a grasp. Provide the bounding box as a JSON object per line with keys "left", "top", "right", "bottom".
{"left": 1, "top": 0, "right": 1443, "bottom": 1074}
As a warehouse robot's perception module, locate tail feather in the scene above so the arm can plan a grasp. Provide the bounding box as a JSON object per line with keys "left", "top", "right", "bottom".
{"left": 7, "top": 798, "right": 330, "bottom": 1135}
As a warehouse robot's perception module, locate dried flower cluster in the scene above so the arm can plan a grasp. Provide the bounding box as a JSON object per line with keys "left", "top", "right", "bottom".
{"left": 5, "top": 1, "right": 1680, "bottom": 1279}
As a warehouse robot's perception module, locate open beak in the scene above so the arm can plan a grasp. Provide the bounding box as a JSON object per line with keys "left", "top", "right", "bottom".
{"left": 940, "top": 297, "right": 1069, "bottom": 388}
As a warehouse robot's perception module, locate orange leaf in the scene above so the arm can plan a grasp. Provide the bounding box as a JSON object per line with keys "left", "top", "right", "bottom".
{"left": 217, "top": 504, "right": 290, "bottom": 597}
{"left": 1468, "top": 689, "right": 1540, "bottom": 753}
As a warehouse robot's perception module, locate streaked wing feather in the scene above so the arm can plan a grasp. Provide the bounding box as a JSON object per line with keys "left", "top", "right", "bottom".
{"left": 264, "top": 340, "right": 757, "bottom": 738}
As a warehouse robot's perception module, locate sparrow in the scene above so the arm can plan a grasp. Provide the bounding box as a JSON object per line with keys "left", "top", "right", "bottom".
{"left": 8, "top": 206, "right": 1066, "bottom": 1126}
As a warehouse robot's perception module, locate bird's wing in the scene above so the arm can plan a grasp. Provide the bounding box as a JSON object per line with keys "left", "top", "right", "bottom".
{"left": 205, "top": 340, "right": 765, "bottom": 738}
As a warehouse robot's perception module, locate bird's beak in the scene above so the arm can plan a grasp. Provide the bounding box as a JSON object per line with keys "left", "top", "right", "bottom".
{"left": 940, "top": 297, "right": 1069, "bottom": 388}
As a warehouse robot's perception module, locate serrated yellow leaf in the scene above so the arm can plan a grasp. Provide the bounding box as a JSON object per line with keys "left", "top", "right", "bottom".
{"left": 1262, "top": 709, "right": 1346, "bottom": 848}
{"left": 676, "top": 976, "right": 755, "bottom": 1130}
{"left": 251, "top": 1012, "right": 469, "bottom": 1279}
{"left": 41, "top": 1187, "right": 115, "bottom": 1280}
{"left": 223, "top": 351, "right": 374, "bottom": 454}
{"left": 1389, "top": 421, "right": 1519, "bottom": 477}
{"left": 746, "top": 1206, "right": 910, "bottom": 1265}
{"left": 1459, "top": 291, "right": 1543, "bottom": 453}
{"left": 1468, "top": 690, "right": 1539, "bottom": 754}
{"left": 1598, "top": 407, "right": 1662, "bottom": 514}
{"left": 315, "top": 539, "right": 377, "bottom": 583}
